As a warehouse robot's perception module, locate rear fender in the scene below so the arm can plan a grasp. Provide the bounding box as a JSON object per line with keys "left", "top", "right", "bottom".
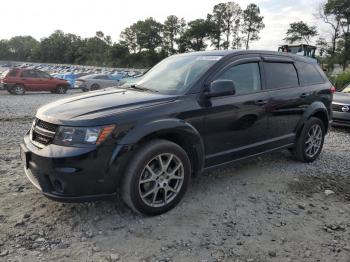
{"left": 295, "top": 101, "right": 329, "bottom": 136}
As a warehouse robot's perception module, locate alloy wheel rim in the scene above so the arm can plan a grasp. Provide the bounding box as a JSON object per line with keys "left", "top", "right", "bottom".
{"left": 304, "top": 124, "right": 322, "bottom": 158}
{"left": 138, "top": 153, "right": 184, "bottom": 208}
{"left": 15, "top": 86, "right": 23, "bottom": 94}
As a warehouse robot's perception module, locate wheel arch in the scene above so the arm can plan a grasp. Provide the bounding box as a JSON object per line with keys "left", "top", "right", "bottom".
{"left": 296, "top": 101, "right": 330, "bottom": 137}
{"left": 115, "top": 119, "right": 205, "bottom": 176}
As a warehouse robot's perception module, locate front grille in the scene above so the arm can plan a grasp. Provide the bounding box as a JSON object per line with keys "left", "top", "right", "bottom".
{"left": 31, "top": 119, "right": 58, "bottom": 147}
{"left": 36, "top": 119, "right": 58, "bottom": 132}
{"left": 332, "top": 104, "right": 350, "bottom": 113}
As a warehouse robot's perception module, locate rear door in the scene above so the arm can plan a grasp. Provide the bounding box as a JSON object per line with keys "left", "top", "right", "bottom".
{"left": 203, "top": 57, "right": 270, "bottom": 166}
{"left": 262, "top": 56, "right": 308, "bottom": 148}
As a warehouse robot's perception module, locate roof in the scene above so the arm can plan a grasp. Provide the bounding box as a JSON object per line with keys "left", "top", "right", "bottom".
{"left": 178, "top": 49, "right": 317, "bottom": 64}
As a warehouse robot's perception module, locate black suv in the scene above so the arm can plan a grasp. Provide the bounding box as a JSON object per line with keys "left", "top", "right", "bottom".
{"left": 21, "top": 50, "right": 333, "bottom": 215}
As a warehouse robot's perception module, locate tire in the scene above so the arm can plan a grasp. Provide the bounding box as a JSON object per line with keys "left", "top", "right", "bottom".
{"left": 293, "top": 117, "right": 325, "bottom": 163}
{"left": 56, "top": 85, "right": 67, "bottom": 94}
{"left": 121, "top": 139, "right": 191, "bottom": 216}
{"left": 90, "top": 84, "right": 100, "bottom": 91}
{"left": 11, "top": 85, "right": 25, "bottom": 95}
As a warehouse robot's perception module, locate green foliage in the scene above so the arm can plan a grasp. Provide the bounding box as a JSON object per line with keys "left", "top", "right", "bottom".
{"left": 0, "top": 2, "right": 266, "bottom": 67}
{"left": 333, "top": 70, "right": 350, "bottom": 89}
{"left": 241, "top": 3, "right": 265, "bottom": 49}
{"left": 184, "top": 19, "right": 212, "bottom": 51}
{"left": 284, "top": 21, "right": 317, "bottom": 44}
{"left": 208, "top": 2, "right": 242, "bottom": 50}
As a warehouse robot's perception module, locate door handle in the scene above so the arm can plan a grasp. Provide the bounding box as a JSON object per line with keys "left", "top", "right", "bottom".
{"left": 255, "top": 100, "right": 268, "bottom": 105}
{"left": 300, "top": 93, "right": 308, "bottom": 98}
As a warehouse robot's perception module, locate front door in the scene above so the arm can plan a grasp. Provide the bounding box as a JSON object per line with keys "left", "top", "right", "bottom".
{"left": 203, "top": 58, "right": 269, "bottom": 167}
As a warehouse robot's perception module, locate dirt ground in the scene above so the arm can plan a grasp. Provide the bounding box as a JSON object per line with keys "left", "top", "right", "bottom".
{"left": 0, "top": 90, "right": 350, "bottom": 262}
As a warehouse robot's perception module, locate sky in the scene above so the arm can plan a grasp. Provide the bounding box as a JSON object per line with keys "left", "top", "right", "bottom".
{"left": 0, "top": 0, "right": 328, "bottom": 50}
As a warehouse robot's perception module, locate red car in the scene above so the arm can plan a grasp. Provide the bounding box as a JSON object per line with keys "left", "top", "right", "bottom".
{"left": 0, "top": 68, "right": 70, "bottom": 95}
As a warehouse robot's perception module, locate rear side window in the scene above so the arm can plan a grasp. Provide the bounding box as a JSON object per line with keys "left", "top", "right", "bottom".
{"left": 296, "top": 62, "right": 325, "bottom": 85}
{"left": 264, "top": 62, "right": 299, "bottom": 89}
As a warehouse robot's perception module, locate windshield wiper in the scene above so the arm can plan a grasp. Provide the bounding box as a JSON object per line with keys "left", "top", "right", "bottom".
{"left": 129, "top": 84, "right": 158, "bottom": 93}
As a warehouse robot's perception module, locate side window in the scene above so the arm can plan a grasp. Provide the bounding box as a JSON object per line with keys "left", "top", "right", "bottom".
{"left": 264, "top": 62, "right": 299, "bottom": 89}
{"left": 296, "top": 62, "right": 325, "bottom": 85}
{"left": 21, "top": 70, "right": 39, "bottom": 78}
{"left": 37, "top": 71, "right": 51, "bottom": 78}
{"left": 94, "top": 75, "right": 109, "bottom": 80}
{"left": 215, "top": 63, "right": 261, "bottom": 95}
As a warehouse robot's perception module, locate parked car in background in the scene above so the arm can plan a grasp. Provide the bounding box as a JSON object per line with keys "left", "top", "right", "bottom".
{"left": 332, "top": 85, "right": 350, "bottom": 127}
{"left": 75, "top": 74, "right": 120, "bottom": 91}
{"left": 118, "top": 74, "right": 145, "bottom": 87}
{"left": 21, "top": 50, "right": 333, "bottom": 215}
{"left": 0, "top": 68, "right": 70, "bottom": 95}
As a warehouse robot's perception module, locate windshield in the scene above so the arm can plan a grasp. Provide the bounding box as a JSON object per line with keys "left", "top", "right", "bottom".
{"left": 135, "top": 55, "right": 222, "bottom": 94}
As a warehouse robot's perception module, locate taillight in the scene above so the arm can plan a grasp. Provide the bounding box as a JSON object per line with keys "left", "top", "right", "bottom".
{"left": 330, "top": 86, "right": 336, "bottom": 94}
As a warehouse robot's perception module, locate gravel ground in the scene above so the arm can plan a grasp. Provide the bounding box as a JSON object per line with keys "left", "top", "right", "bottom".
{"left": 0, "top": 90, "right": 350, "bottom": 262}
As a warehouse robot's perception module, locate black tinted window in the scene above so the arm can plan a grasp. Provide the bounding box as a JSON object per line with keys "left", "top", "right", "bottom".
{"left": 297, "top": 62, "right": 324, "bottom": 85}
{"left": 216, "top": 63, "right": 261, "bottom": 95}
{"left": 264, "top": 62, "right": 299, "bottom": 89}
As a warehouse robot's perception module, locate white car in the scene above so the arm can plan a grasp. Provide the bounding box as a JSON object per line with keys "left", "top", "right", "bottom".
{"left": 75, "top": 74, "right": 120, "bottom": 91}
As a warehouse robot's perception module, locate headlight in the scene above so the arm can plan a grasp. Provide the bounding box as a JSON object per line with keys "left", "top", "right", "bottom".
{"left": 53, "top": 125, "right": 115, "bottom": 146}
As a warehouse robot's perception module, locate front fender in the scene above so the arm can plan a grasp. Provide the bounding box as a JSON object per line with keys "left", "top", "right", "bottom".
{"left": 112, "top": 118, "right": 205, "bottom": 174}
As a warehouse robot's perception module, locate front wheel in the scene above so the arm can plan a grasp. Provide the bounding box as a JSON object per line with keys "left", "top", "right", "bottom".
{"left": 293, "top": 117, "right": 325, "bottom": 162}
{"left": 121, "top": 139, "right": 191, "bottom": 215}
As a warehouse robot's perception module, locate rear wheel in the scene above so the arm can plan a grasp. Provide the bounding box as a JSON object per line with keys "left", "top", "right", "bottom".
{"left": 90, "top": 84, "right": 100, "bottom": 91}
{"left": 121, "top": 139, "right": 191, "bottom": 215}
{"left": 56, "top": 85, "right": 67, "bottom": 94}
{"left": 293, "top": 117, "right": 325, "bottom": 162}
{"left": 11, "top": 85, "right": 25, "bottom": 95}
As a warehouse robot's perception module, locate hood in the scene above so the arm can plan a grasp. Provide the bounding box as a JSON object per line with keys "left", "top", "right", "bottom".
{"left": 37, "top": 88, "right": 177, "bottom": 125}
{"left": 333, "top": 92, "right": 350, "bottom": 104}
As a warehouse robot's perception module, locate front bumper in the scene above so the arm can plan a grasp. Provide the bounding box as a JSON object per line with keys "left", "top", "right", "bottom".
{"left": 332, "top": 111, "right": 350, "bottom": 127}
{"left": 21, "top": 134, "right": 131, "bottom": 202}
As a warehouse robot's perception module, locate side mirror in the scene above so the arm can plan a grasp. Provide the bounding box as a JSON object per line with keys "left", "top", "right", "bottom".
{"left": 206, "top": 80, "right": 236, "bottom": 98}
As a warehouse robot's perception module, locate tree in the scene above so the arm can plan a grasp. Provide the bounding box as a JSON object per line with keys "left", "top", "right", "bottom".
{"left": 133, "top": 18, "right": 163, "bottom": 52}
{"left": 185, "top": 19, "right": 212, "bottom": 51}
{"left": 0, "top": 40, "right": 10, "bottom": 60}
{"left": 8, "top": 36, "right": 39, "bottom": 61}
{"left": 241, "top": 3, "right": 265, "bottom": 49}
{"left": 325, "top": 0, "right": 350, "bottom": 70}
{"left": 318, "top": 3, "right": 342, "bottom": 55}
{"left": 39, "top": 30, "right": 83, "bottom": 64}
{"left": 163, "top": 15, "right": 184, "bottom": 54}
{"left": 120, "top": 27, "right": 138, "bottom": 53}
{"left": 109, "top": 43, "right": 130, "bottom": 67}
{"left": 284, "top": 21, "right": 318, "bottom": 44}
{"left": 222, "top": 2, "right": 242, "bottom": 49}
{"left": 208, "top": 3, "right": 226, "bottom": 49}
